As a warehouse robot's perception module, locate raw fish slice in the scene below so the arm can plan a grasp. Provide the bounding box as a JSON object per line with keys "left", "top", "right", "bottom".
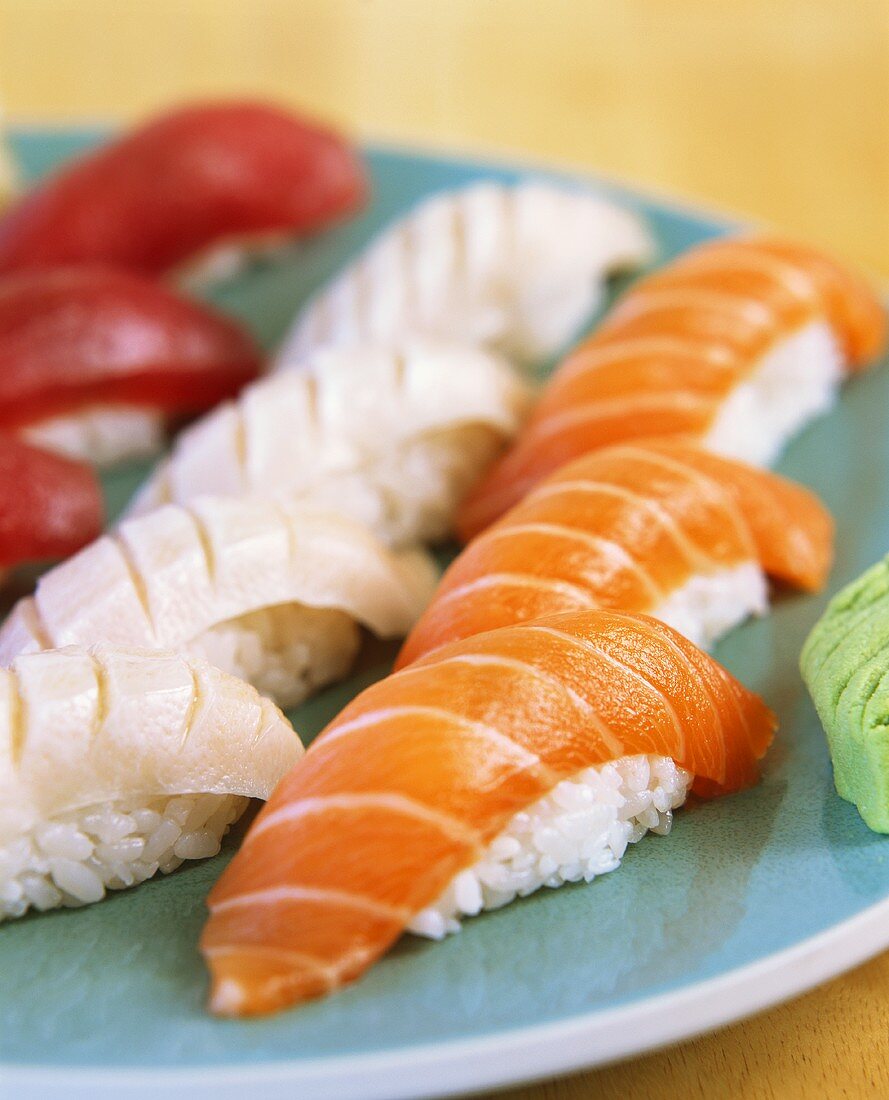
{"left": 0, "top": 499, "right": 437, "bottom": 709}
{"left": 0, "top": 267, "right": 263, "bottom": 465}
{"left": 399, "top": 439, "right": 833, "bottom": 665}
{"left": 0, "top": 102, "right": 365, "bottom": 278}
{"left": 530, "top": 338, "right": 741, "bottom": 414}
{"left": 0, "top": 644, "right": 302, "bottom": 920}
{"left": 0, "top": 434, "right": 103, "bottom": 584}
{"left": 128, "top": 340, "right": 531, "bottom": 547}
{"left": 202, "top": 609, "right": 775, "bottom": 1016}
{"left": 457, "top": 236, "right": 885, "bottom": 538}
{"left": 637, "top": 440, "right": 833, "bottom": 591}
{"left": 278, "top": 182, "right": 652, "bottom": 366}
{"left": 639, "top": 236, "right": 886, "bottom": 366}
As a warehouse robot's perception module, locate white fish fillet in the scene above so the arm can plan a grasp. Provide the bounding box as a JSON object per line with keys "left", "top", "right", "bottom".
{"left": 0, "top": 644, "right": 302, "bottom": 841}
{"left": 277, "top": 182, "right": 652, "bottom": 366}
{"left": 127, "top": 339, "right": 532, "bottom": 546}
{"left": 0, "top": 644, "right": 302, "bottom": 917}
{"left": 0, "top": 499, "right": 438, "bottom": 707}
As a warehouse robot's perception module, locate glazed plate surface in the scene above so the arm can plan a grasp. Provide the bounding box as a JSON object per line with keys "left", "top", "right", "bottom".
{"left": 3, "top": 130, "right": 889, "bottom": 1099}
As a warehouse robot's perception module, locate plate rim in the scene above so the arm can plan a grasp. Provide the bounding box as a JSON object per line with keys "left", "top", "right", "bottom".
{"left": 5, "top": 894, "right": 889, "bottom": 1098}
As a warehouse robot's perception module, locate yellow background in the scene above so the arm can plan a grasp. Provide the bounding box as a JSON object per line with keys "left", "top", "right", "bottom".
{"left": 2, "top": 0, "right": 889, "bottom": 1095}
{"left": 2, "top": 0, "right": 889, "bottom": 273}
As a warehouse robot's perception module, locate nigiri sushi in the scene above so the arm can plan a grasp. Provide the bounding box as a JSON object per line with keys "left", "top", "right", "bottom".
{"left": 458, "top": 235, "right": 886, "bottom": 539}
{"left": 0, "top": 268, "right": 263, "bottom": 466}
{"left": 276, "top": 182, "right": 652, "bottom": 368}
{"left": 0, "top": 498, "right": 437, "bottom": 708}
{"left": 398, "top": 439, "right": 833, "bottom": 665}
{"left": 0, "top": 102, "right": 366, "bottom": 282}
{"left": 127, "top": 340, "right": 531, "bottom": 547}
{"left": 202, "top": 609, "right": 775, "bottom": 1015}
{"left": 0, "top": 644, "right": 302, "bottom": 920}
{"left": 0, "top": 434, "right": 103, "bottom": 588}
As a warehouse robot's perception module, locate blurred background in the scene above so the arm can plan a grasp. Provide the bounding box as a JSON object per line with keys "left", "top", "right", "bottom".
{"left": 1, "top": 0, "right": 887, "bottom": 273}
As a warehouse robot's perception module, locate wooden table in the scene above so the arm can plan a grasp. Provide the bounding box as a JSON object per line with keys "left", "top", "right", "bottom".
{"left": 2, "top": 2, "right": 888, "bottom": 1094}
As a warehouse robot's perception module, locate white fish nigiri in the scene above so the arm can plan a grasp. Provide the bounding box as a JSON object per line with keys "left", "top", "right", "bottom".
{"left": 0, "top": 644, "right": 302, "bottom": 920}
{"left": 0, "top": 498, "right": 438, "bottom": 708}
{"left": 127, "top": 340, "right": 531, "bottom": 546}
{"left": 277, "top": 182, "right": 652, "bottom": 367}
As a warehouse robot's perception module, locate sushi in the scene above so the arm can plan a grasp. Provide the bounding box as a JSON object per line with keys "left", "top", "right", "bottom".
{"left": 276, "top": 182, "right": 652, "bottom": 368}
{"left": 0, "top": 644, "right": 302, "bottom": 920}
{"left": 1, "top": 268, "right": 263, "bottom": 465}
{"left": 127, "top": 340, "right": 531, "bottom": 547}
{"left": 0, "top": 102, "right": 366, "bottom": 282}
{"left": 0, "top": 498, "right": 438, "bottom": 709}
{"left": 398, "top": 438, "right": 834, "bottom": 665}
{"left": 0, "top": 434, "right": 103, "bottom": 588}
{"left": 458, "top": 235, "right": 886, "bottom": 539}
{"left": 801, "top": 555, "right": 889, "bottom": 832}
{"left": 202, "top": 608, "right": 775, "bottom": 1015}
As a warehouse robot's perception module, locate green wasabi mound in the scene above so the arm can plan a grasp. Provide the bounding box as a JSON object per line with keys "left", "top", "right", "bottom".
{"left": 801, "top": 555, "right": 889, "bottom": 832}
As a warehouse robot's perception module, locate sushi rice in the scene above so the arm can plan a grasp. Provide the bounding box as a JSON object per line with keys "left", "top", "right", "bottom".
{"left": 283, "top": 424, "right": 511, "bottom": 548}
{"left": 410, "top": 754, "right": 692, "bottom": 938}
{"left": 652, "top": 561, "right": 768, "bottom": 651}
{"left": 175, "top": 232, "right": 295, "bottom": 291}
{"left": 188, "top": 604, "right": 360, "bottom": 711}
{"left": 0, "top": 792, "right": 248, "bottom": 920}
{"left": 22, "top": 405, "right": 165, "bottom": 465}
{"left": 704, "top": 319, "right": 842, "bottom": 467}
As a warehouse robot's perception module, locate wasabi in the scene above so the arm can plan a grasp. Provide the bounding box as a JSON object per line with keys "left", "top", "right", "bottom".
{"left": 801, "top": 555, "right": 889, "bottom": 831}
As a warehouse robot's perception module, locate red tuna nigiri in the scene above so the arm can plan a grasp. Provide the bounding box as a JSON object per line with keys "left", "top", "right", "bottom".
{"left": 0, "top": 102, "right": 366, "bottom": 278}
{"left": 399, "top": 438, "right": 834, "bottom": 666}
{"left": 457, "top": 236, "right": 886, "bottom": 540}
{"left": 0, "top": 267, "right": 263, "bottom": 464}
{"left": 0, "top": 434, "right": 103, "bottom": 578}
{"left": 202, "top": 609, "right": 776, "bottom": 1016}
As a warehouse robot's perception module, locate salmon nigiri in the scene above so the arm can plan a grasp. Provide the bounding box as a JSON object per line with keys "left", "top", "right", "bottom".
{"left": 201, "top": 609, "right": 776, "bottom": 1016}
{"left": 457, "top": 235, "right": 886, "bottom": 539}
{"left": 399, "top": 439, "right": 833, "bottom": 665}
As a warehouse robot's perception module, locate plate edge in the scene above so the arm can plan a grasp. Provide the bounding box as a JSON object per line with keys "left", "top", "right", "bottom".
{"left": 5, "top": 894, "right": 889, "bottom": 1099}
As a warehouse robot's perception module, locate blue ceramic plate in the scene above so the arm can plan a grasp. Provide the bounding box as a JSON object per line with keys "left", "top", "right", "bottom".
{"left": 2, "top": 130, "right": 889, "bottom": 1100}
